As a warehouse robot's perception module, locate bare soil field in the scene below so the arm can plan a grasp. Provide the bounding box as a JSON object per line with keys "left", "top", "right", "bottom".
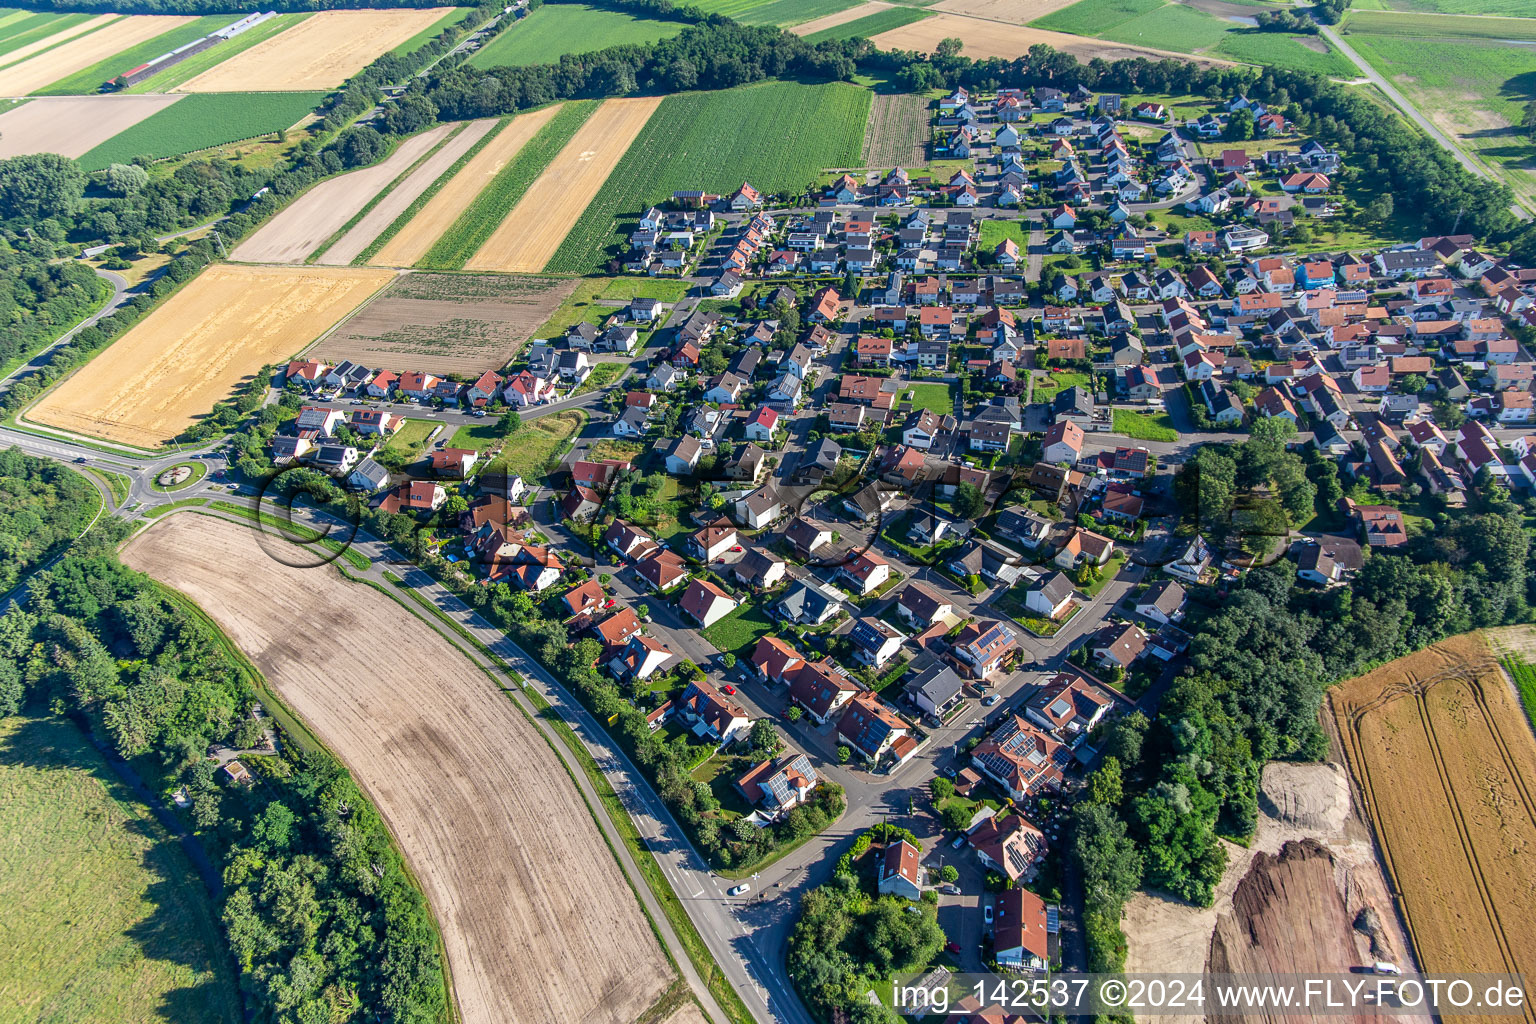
{"left": 861, "top": 92, "right": 929, "bottom": 167}
{"left": 175, "top": 8, "right": 453, "bottom": 92}
{"left": 31, "top": 264, "right": 393, "bottom": 447}
{"left": 231, "top": 124, "right": 454, "bottom": 264}
{"left": 0, "top": 15, "right": 197, "bottom": 96}
{"left": 931, "top": 0, "right": 1082, "bottom": 23}
{"left": 465, "top": 96, "right": 661, "bottom": 273}
{"left": 318, "top": 118, "right": 498, "bottom": 265}
{"left": 790, "top": 1, "right": 890, "bottom": 34}
{"left": 1331, "top": 633, "right": 1536, "bottom": 1024}
{"left": 870, "top": 12, "right": 1228, "bottom": 62}
{"left": 1124, "top": 761, "right": 1411, "bottom": 1024}
{"left": 0, "top": 12, "right": 120, "bottom": 71}
{"left": 311, "top": 272, "right": 578, "bottom": 376}
{"left": 0, "top": 93, "right": 183, "bottom": 158}
{"left": 371, "top": 106, "right": 562, "bottom": 269}
{"left": 659, "top": 1001, "right": 713, "bottom": 1024}
{"left": 121, "top": 514, "right": 672, "bottom": 1024}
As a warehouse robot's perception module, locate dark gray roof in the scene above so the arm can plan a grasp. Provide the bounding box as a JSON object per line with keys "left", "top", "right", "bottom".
{"left": 906, "top": 663, "right": 964, "bottom": 706}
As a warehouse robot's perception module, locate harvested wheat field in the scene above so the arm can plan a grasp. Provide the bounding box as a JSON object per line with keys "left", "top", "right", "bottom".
{"left": 1332, "top": 632, "right": 1536, "bottom": 1024}
{"left": 31, "top": 265, "right": 393, "bottom": 447}
{"left": 175, "top": 8, "right": 452, "bottom": 92}
{"left": 318, "top": 118, "right": 499, "bottom": 265}
{"left": 0, "top": 15, "right": 197, "bottom": 96}
{"left": 931, "top": 0, "right": 1081, "bottom": 22}
{"left": 371, "top": 107, "right": 562, "bottom": 269}
{"left": 871, "top": 13, "right": 1222, "bottom": 62}
{"left": 790, "top": 1, "right": 890, "bottom": 35}
{"left": 466, "top": 96, "right": 661, "bottom": 273}
{"left": 231, "top": 123, "right": 455, "bottom": 264}
{"left": 0, "top": 93, "right": 183, "bottom": 158}
{"left": 313, "top": 272, "right": 579, "bottom": 376}
{"left": 0, "top": 12, "right": 120, "bottom": 72}
{"left": 122, "top": 514, "right": 672, "bottom": 1024}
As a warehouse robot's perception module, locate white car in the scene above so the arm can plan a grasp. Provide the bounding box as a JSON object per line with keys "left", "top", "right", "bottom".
{"left": 728, "top": 883, "right": 750, "bottom": 897}
{"left": 983, "top": 904, "right": 994, "bottom": 924}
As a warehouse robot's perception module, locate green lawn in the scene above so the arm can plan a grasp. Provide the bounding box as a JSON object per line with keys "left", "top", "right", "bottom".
{"left": 546, "top": 81, "right": 871, "bottom": 273}
{"left": 1033, "top": 371, "right": 1090, "bottom": 401}
{"left": 78, "top": 91, "right": 328, "bottom": 170}
{"left": 699, "top": 598, "right": 777, "bottom": 658}
{"left": 599, "top": 278, "right": 690, "bottom": 302}
{"left": 534, "top": 276, "right": 679, "bottom": 341}
{"left": 978, "top": 218, "right": 1029, "bottom": 250}
{"left": 123, "top": 13, "right": 312, "bottom": 93}
{"left": 482, "top": 408, "right": 586, "bottom": 481}
{"left": 1112, "top": 409, "right": 1178, "bottom": 441}
{"left": 446, "top": 420, "right": 503, "bottom": 452}
{"left": 468, "top": 3, "right": 686, "bottom": 67}
{"left": 902, "top": 382, "right": 954, "bottom": 415}
{"left": 802, "top": 6, "right": 932, "bottom": 42}
{"left": 0, "top": 712, "right": 242, "bottom": 1024}
{"left": 687, "top": 0, "right": 863, "bottom": 26}
{"left": 383, "top": 417, "right": 440, "bottom": 455}
{"left": 37, "top": 14, "right": 230, "bottom": 94}
{"left": 151, "top": 460, "right": 208, "bottom": 491}
{"left": 575, "top": 361, "right": 627, "bottom": 396}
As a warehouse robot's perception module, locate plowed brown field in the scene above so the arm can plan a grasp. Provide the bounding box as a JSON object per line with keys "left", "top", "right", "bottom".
{"left": 174, "top": 8, "right": 452, "bottom": 92}
{"left": 0, "top": 15, "right": 197, "bottom": 95}
{"left": 231, "top": 123, "right": 454, "bottom": 264}
{"left": 0, "top": 93, "right": 183, "bottom": 158}
{"left": 370, "top": 106, "right": 562, "bottom": 269}
{"left": 465, "top": 96, "right": 661, "bottom": 273}
{"left": 30, "top": 265, "right": 393, "bottom": 447}
{"left": 122, "top": 515, "right": 671, "bottom": 1024}
{"left": 1332, "top": 633, "right": 1536, "bottom": 1023}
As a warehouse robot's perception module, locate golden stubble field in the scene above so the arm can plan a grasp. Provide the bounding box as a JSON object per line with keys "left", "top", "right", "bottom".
{"left": 371, "top": 106, "right": 563, "bottom": 268}
{"left": 870, "top": 12, "right": 1226, "bottom": 63}
{"left": 0, "top": 94, "right": 183, "bottom": 158}
{"left": 231, "top": 123, "right": 455, "bottom": 264}
{"left": 30, "top": 264, "right": 394, "bottom": 447}
{"left": 0, "top": 14, "right": 197, "bottom": 95}
{"left": 1331, "top": 632, "right": 1536, "bottom": 1023}
{"left": 122, "top": 515, "right": 673, "bottom": 1024}
{"left": 465, "top": 96, "right": 661, "bottom": 274}
{"left": 175, "top": 8, "right": 453, "bottom": 92}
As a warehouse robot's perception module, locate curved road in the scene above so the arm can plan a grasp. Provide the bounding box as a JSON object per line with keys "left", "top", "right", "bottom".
{"left": 0, "top": 268, "right": 134, "bottom": 395}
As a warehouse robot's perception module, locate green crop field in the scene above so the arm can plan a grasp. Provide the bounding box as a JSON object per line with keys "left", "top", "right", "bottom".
{"left": 802, "top": 6, "right": 931, "bottom": 42}
{"left": 78, "top": 91, "right": 327, "bottom": 170}
{"left": 0, "top": 712, "right": 242, "bottom": 1024}
{"left": 1342, "top": 10, "right": 1536, "bottom": 38}
{"left": 547, "top": 80, "right": 870, "bottom": 273}
{"left": 1345, "top": 28, "right": 1536, "bottom": 211}
{"left": 0, "top": 10, "right": 97, "bottom": 62}
{"left": 1211, "top": 29, "right": 1356, "bottom": 75}
{"left": 468, "top": 4, "right": 685, "bottom": 67}
{"left": 419, "top": 99, "right": 598, "bottom": 269}
{"left": 1500, "top": 654, "right": 1536, "bottom": 731}
{"left": 1031, "top": 0, "right": 1164, "bottom": 34}
{"left": 123, "top": 13, "right": 311, "bottom": 93}
{"left": 1377, "top": 0, "right": 1536, "bottom": 15}
{"left": 391, "top": 5, "right": 474, "bottom": 56}
{"left": 689, "top": 0, "right": 863, "bottom": 26}
{"left": 37, "top": 14, "right": 229, "bottom": 94}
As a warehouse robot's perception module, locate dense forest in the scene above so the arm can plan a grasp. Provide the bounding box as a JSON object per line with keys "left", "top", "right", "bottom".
{"left": 0, "top": 446, "right": 102, "bottom": 596}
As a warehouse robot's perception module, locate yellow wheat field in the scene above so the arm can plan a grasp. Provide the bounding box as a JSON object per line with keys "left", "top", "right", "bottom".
{"left": 0, "top": 15, "right": 197, "bottom": 96}
{"left": 174, "top": 8, "right": 452, "bottom": 92}
{"left": 31, "top": 265, "right": 394, "bottom": 447}
{"left": 466, "top": 96, "right": 661, "bottom": 273}
{"left": 369, "top": 106, "right": 562, "bottom": 268}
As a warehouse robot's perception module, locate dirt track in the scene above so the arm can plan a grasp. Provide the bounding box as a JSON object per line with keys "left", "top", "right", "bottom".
{"left": 0, "top": 15, "right": 197, "bottom": 96}
{"left": 175, "top": 8, "right": 452, "bottom": 92}
{"left": 465, "top": 96, "right": 660, "bottom": 274}
{"left": 122, "top": 515, "right": 672, "bottom": 1024}
{"left": 31, "top": 264, "right": 393, "bottom": 447}
{"left": 318, "top": 119, "right": 498, "bottom": 265}
{"left": 1331, "top": 633, "right": 1536, "bottom": 1024}
{"left": 870, "top": 12, "right": 1229, "bottom": 63}
{"left": 0, "top": 93, "right": 183, "bottom": 158}
{"left": 371, "top": 106, "right": 562, "bottom": 269}
{"left": 231, "top": 124, "right": 454, "bottom": 264}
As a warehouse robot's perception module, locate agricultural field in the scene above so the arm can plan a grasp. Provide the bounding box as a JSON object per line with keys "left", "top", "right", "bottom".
{"left": 35, "top": 13, "right": 227, "bottom": 95}
{"left": 0, "top": 93, "right": 182, "bottom": 159}
{"left": 122, "top": 514, "right": 672, "bottom": 1024}
{"left": 484, "top": 409, "right": 586, "bottom": 480}
{"left": 313, "top": 272, "right": 579, "bottom": 376}
{"left": 319, "top": 119, "right": 499, "bottom": 265}
{"left": 931, "top": 0, "right": 1084, "bottom": 19}
{"left": 869, "top": 12, "right": 1204, "bottom": 63}
{"left": 122, "top": 12, "right": 312, "bottom": 93}
{"left": 688, "top": 0, "right": 865, "bottom": 26}
{"left": 389, "top": 5, "right": 473, "bottom": 56}
{"left": 1370, "top": 0, "right": 1536, "bottom": 15}
{"left": 0, "top": 712, "right": 242, "bottom": 1024}
{"left": 0, "top": 11, "right": 114, "bottom": 63}
{"left": 231, "top": 123, "right": 456, "bottom": 264}
{"left": 175, "top": 8, "right": 455, "bottom": 92}
{"left": 1344, "top": 21, "right": 1536, "bottom": 211}
{"left": 370, "top": 107, "right": 560, "bottom": 268}
{"left": 77, "top": 90, "right": 327, "bottom": 170}
{"left": 547, "top": 81, "right": 870, "bottom": 274}
{"left": 467, "top": 97, "right": 659, "bottom": 273}
{"left": 0, "top": 14, "right": 196, "bottom": 95}
{"left": 468, "top": 4, "right": 685, "bottom": 67}
{"left": 792, "top": 1, "right": 889, "bottom": 35}
{"left": 30, "top": 264, "right": 393, "bottom": 447}
{"left": 425, "top": 100, "right": 599, "bottom": 270}
{"left": 802, "top": 7, "right": 932, "bottom": 43}
{"left": 1331, "top": 631, "right": 1536, "bottom": 1020}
